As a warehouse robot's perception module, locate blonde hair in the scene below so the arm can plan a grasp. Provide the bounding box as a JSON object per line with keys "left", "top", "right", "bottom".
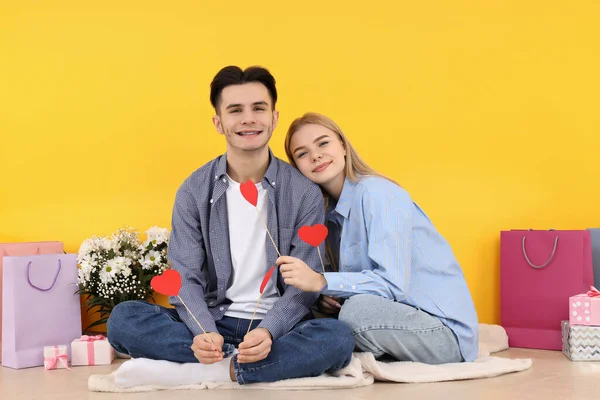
{"left": 284, "top": 112, "right": 400, "bottom": 271}
{"left": 285, "top": 112, "right": 399, "bottom": 188}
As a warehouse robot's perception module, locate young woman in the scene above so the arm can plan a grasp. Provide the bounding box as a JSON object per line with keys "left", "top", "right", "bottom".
{"left": 277, "top": 112, "right": 479, "bottom": 364}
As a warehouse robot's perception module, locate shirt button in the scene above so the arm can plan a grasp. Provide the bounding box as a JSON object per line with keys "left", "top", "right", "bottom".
{"left": 351, "top": 285, "right": 356, "bottom": 290}
{"left": 219, "top": 307, "right": 224, "bottom": 311}
{"left": 210, "top": 199, "right": 213, "bottom": 203}
{"left": 272, "top": 182, "right": 276, "bottom": 186}
{"left": 339, "top": 284, "right": 344, "bottom": 289}
{"left": 215, "top": 175, "right": 218, "bottom": 180}
{"left": 222, "top": 178, "right": 226, "bottom": 183}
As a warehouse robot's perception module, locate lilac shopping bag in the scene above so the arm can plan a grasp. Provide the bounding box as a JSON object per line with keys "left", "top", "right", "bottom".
{"left": 2, "top": 253, "right": 82, "bottom": 369}
{"left": 0, "top": 241, "right": 64, "bottom": 363}
{"left": 500, "top": 230, "right": 594, "bottom": 350}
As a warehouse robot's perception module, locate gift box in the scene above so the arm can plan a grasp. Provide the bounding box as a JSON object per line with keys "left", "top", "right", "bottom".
{"left": 569, "top": 286, "right": 600, "bottom": 326}
{"left": 562, "top": 320, "right": 600, "bottom": 361}
{"left": 43, "top": 345, "right": 70, "bottom": 370}
{"left": 71, "top": 335, "right": 114, "bottom": 366}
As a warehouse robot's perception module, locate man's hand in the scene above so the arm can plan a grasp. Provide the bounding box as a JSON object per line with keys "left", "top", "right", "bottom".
{"left": 277, "top": 256, "right": 327, "bottom": 292}
{"left": 318, "top": 295, "right": 342, "bottom": 315}
{"left": 238, "top": 328, "right": 273, "bottom": 363}
{"left": 191, "top": 332, "right": 224, "bottom": 364}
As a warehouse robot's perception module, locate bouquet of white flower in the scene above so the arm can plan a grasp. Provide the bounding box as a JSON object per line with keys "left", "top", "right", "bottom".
{"left": 77, "top": 226, "right": 170, "bottom": 332}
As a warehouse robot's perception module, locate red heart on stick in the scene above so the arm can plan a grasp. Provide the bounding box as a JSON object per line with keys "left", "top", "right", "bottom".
{"left": 151, "top": 269, "right": 182, "bottom": 297}
{"left": 260, "top": 266, "right": 275, "bottom": 294}
{"left": 298, "top": 224, "right": 328, "bottom": 247}
{"left": 240, "top": 180, "right": 258, "bottom": 207}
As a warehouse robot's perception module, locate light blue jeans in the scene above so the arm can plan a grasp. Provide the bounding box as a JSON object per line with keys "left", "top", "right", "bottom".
{"left": 338, "top": 294, "right": 463, "bottom": 364}
{"left": 107, "top": 301, "right": 354, "bottom": 384}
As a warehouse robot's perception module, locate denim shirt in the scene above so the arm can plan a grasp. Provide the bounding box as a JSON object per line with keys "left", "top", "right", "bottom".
{"left": 322, "top": 177, "right": 479, "bottom": 361}
{"left": 168, "top": 150, "right": 324, "bottom": 341}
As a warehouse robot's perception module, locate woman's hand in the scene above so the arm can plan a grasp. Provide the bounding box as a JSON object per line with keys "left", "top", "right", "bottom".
{"left": 276, "top": 256, "right": 327, "bottom": 292}
{"left": 318, "top": 295, "right": 342, "bottom": 315}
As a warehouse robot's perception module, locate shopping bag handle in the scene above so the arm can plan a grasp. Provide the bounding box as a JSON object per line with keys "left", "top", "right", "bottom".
{"left": 521, "top": 236, "right": 558, "bottom": 269}
{"left": 26, "top": 259, "right": 62, "bottom": 291}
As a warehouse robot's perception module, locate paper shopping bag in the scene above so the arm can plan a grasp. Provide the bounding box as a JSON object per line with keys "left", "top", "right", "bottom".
{"left": 500, "top": 230, "right": 594, "bottom": 350}
{"left": 2, "top": 253, "right": 81, "bottom": 369}
{"left": 0, "top": 241, "right": 63, "bottom": 363}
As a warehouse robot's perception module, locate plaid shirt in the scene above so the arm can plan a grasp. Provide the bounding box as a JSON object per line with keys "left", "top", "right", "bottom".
{"left": 168, "top": 150, "right": 324, "bottom": 341}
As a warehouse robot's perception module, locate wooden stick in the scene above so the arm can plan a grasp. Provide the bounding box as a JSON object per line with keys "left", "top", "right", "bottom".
{"left": 316, "top": 247, "right": 326, "bottom": 273}
{"left": 256, "top": 208, "right": 281, "bottom": 257}
{"left": 246, "top": 292, "right": 264, "bottom": 335}
{"left": 178, "top": 295, "right": 221, "bottom": 353}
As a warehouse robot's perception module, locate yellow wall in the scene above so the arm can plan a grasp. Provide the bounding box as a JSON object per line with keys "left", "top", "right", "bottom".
{"left": 2, "top": 1, "right": 600, "bottom": 329}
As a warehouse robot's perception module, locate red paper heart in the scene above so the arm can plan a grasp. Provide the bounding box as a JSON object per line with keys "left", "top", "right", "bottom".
{"left": 260, "top": 266, "right": 275, "bottom": 294}
{"left": 151, "top": 269, "right": 182, "bottom": 297}
{"left": 298, "top": 224, "right": 328, "bottom": 247}
{"left": 240, "top": 180, "right": 258, "bottom": 207}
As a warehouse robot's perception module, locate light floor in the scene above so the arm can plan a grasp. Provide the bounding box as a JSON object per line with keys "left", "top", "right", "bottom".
{"left": 0, "top": 348, "right": 597, "bottom": 400}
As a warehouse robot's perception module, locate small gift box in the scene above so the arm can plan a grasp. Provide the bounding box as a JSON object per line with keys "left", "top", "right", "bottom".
{"left": 569, "top": 286, "right": 600, "bottom": 326}
{"left": 43, "top": 345, "right": 71, "bottom": 370}
{"left": 71, "top": 334, "right": 114, "bottom": 366}
{"left": 562, "top": 320, "right": 600, "bottom": 361}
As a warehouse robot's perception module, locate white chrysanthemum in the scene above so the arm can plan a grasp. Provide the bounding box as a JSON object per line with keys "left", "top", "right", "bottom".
{"left": 77, "top": 226, "right": 170, "bottom": 304}
{"left": 78, "top": 268, "right": 89, "bottom": 285}
{"left": 99, "top": 268, "right": 113, "bottom": 284}
{"left": 113, "top": 256, "right": 132, "bottom": 271}
{"left": 77, "top": 239, "right": 94, "bottom": 261}
{"left": 78, "top": 260, "right": 94, "bottom": 284}
{"left": 100, "top": 256, "right": 132, "bottom": 283}
{"left": 142, "top": 250, "right": 162, "bottom": 269}
{"left": 146, "top": 226, "right": 170, "bottom": 244}
{"left": 78, "top": 236, "right": 110, "bottom": 261}
{"left": 120, "top": 266, "right": 132, "bottom": 277}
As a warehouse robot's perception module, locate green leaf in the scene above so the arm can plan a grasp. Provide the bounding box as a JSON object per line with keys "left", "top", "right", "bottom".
{"left": 85, "top": 318, "right": 109, "bottom": 332}
{"left": 84, "top": 296, "right": 106, "bottom": 308}
{"left": 88, "top": 307, "right": 111, "bottom": 316}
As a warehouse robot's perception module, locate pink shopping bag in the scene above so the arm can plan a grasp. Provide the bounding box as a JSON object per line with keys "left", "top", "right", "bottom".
{"left": 2, "top": 253, "right": 81, "bottom": 369}
{"left": 500, "top": 230, "right": 594, "bottom": 350}
{"left": 0, "top": 241, "right": 63, "bottom": 363}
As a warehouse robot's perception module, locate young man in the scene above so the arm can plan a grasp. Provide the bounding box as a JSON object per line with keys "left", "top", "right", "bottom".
{"left": 107, "top": 66, "right": 354, "bottom": 387}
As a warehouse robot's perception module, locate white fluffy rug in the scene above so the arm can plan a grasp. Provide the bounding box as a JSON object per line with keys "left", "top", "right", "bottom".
{"left": 88, "top": 323, "right": 532, "bottom": 392}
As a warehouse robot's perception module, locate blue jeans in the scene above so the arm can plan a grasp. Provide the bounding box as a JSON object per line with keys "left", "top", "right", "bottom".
{"left": 107, "top": 301, "right": 354, "bottom": 384}
{"left": 338, "top": 294, "right": 463, "bottom": 364}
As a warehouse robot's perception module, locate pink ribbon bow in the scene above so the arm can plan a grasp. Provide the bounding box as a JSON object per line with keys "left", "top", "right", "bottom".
{"left": 80, "top": 334, "right": 106, "bottom": 342}
{"left": 44, "top": 345, "right": 71, "bottom": 371}
{"left": 587, "top": 286, "right": 600, "bottom": 298}
{"left": 80, "top": 334, "right": 106, "bottom": 365}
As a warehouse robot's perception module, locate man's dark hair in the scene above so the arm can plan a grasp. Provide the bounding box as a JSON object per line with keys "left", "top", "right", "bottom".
{"left": 210, "top": 65, "right": 277, "bottom": 112}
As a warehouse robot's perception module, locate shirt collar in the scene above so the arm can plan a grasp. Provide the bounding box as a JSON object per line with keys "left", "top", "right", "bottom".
{"left": 327, "top": 178, "right": 356, "bottom": 220}
{"left": 214, "top": 148, "right": 278, "bottom": 188}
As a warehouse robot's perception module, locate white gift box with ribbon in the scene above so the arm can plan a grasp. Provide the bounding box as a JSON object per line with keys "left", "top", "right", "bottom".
{"left": 71, "top": 335, "right": 114, "bottom": 366}
{"left": 43, "top": 345, "right": 71, "bottom": 370}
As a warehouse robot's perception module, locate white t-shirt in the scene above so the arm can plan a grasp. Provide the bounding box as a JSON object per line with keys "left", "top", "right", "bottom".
{"left": 223, "top": 175, "right": 279, "bottom": 319}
